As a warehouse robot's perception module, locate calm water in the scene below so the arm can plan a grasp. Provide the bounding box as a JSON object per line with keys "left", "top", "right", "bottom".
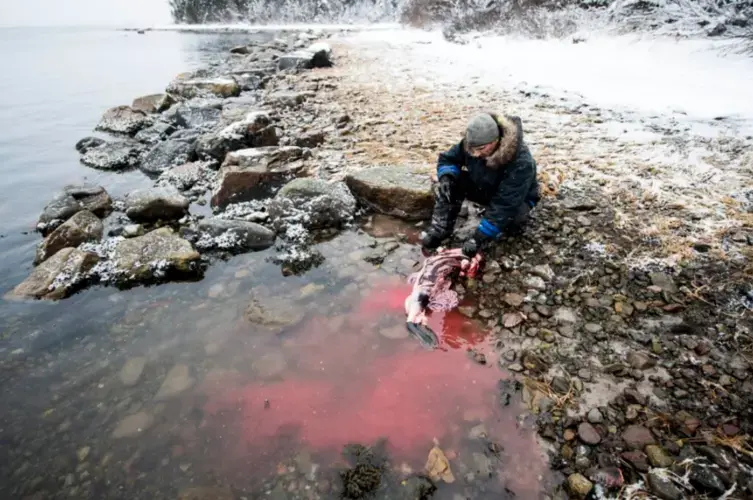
{"left": 0, "top": 27, "right": 544, "bottom": 500}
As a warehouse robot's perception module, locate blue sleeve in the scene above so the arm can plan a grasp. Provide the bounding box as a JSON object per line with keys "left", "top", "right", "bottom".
{"left": 436, "top": 141, "right": 465, "bottom": 180}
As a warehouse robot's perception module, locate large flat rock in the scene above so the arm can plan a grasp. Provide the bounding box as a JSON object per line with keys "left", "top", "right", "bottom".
{"left": 6, "top": 248, "right": 99, "bottom": 300}
{"left": 80, "top": 141, "right": 143, "bottom": 171}
{"left": 192, "top": 218, "right": 275, "bottom": 251}
{"left": 124, "top": 187, "right": 190, "bottom": 223}
{"left": 345, "top": 165, "right": 434, "bottom": 221}
{"left": 210, "top": 146, "right": 308, "bottom": 209}
{"left": 95, "top": 105, "right": 151, "bottom": 136}
{"left": 111, "top": 227, "right": 200, "bottom": 283}
{"left": 267, "top": 177, "right": 356, "bottom": 230}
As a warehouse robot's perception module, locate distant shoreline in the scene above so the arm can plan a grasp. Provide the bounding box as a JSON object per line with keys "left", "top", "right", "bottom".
{"left": 121, "top": 23, "right": 401, "bottom": 34}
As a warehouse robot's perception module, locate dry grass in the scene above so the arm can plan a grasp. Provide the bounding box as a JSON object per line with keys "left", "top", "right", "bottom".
{"left": 523, "top": 376, "right": 576, "bottom": 413}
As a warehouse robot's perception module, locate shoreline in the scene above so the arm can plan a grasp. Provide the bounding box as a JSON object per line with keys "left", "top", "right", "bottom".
{"left": 3, "top": 24, "right": 753, "bottom": 500}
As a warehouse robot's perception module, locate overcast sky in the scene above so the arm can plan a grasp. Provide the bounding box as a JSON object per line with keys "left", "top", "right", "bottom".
{"left": 0, "top": 0, "right": 173, "bottom": 27}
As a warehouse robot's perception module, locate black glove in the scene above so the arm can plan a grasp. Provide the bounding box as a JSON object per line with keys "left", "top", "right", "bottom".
{"left": 462, "top": 230, "right": 493, "bottom": 258}
{"left": 421, "top": 228, "right": 445, "bottom": 252}
{"left": 436, "top": 175, "right": 454, "bottom": 204}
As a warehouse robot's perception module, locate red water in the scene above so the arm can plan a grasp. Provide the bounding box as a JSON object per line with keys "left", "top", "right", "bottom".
{"left": 200, "top": 278, "right": 546, "bottom": 497}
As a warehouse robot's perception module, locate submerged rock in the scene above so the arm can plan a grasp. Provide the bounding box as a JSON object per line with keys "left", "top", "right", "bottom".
{"left": 37, "top": 184, "right": 112, "bottom": 234}
{"left": 267, "top": 178, "right": 356, "bottom": 230}
{"left": 278, "top": 42, "right": 333, "bottom": 70}
{"left": 167, "top": 76, "right": 240, "bottom": 99}
{"left": 75, "top": 136, "right": 105, "bottom": 154}
{"left": 167, "top": 101, "right": 223, "bottom": 130}
{"left": 112, "top": 411, "right": 154, "bottom": 439}
{"left": 80, "top": 141, "right": 142, "bottom": 171}
{"left": 139, "top": 137, "right": 197, "bottom": 176}
{"left": 211, "top": 146, "right": 309, "bottom": 209}
{"left": 95, "top": 105, "right": 150, "bottom": 136}
{"left": 110, "top": 227, "right": 201, "bottom": 283}
{"left": 188, "top": 218, "right": 275, "bottom": 251}
{"left": 243, "top": 293, "right": 305, "bottom": 332}
{"left": 124, "top": 187, "right": 189, "bottom": 223}
{"left": 35, "top": 210, "right": 103, "bottom": 264}
{"left": 177, "top": 486, "right": 236, "bottom": 500}
{"left": 154, "top": 364, "right": 194, "bottom": 401}
{"left": 6, "top": 248, "right": 98, "bottom": 300}
{"left": 195, "top": 111, "right": 278, "bottom": 161}
{"left": 345, "top": 165, "right": 434, "bottom": 221}
{"left": 131, "top": 93, "right": 175, "bottom": 114}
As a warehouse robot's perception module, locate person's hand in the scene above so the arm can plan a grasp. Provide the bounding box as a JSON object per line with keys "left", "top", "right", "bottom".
{"left": 436, "top": 175, "right": 454, "bottom": 204}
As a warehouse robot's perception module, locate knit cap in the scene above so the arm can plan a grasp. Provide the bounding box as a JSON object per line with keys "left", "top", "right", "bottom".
{"left": 465, "top": 113, "right": 499, "bottom": 148}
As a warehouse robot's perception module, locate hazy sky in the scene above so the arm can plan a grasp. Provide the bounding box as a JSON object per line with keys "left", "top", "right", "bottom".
{"left": 0, "top": 0, "right": 173, "bottom": 27}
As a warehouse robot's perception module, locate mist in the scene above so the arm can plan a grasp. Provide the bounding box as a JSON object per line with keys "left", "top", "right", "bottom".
{"left": 0, "top": 0, "right": 172, "bottom": 27}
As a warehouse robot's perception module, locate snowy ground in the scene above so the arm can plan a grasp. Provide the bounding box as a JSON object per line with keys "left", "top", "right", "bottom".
{"left": 323, "top": 27, "right": 753, "bottom": 269}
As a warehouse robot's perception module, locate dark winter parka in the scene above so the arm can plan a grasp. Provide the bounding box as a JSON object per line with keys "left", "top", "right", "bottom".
{"left": 436, "top": 113, "right": 539, "bottom": 239}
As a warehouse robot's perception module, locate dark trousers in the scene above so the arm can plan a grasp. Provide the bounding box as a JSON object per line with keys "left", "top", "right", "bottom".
{"left": 430, "top": 172, "right": 532, "bottom": 238}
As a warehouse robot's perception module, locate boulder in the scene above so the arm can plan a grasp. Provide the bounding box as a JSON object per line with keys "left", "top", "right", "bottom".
{"left": 131, "top": 93, "right": 175, "bottom": 114}
{"left": 265, "top": 91, "right": 311, "bottom": 108}
{"left": 189, "top": 218, "right": 275, "bottom": 251}
{"left": 211, "top": 146, "right": 309, "bottom": 209}
{"left": 295, "top": 130, "right": 325, "bottom": 148}
{"left": 35, "top": 210, "right": 103, "bottom": 264}
{"left": 156, "top": 161, "right": 213, "bottom": 191}
{"left": 111, "top": 227, "right": 201, "bottom": 283}
{"left": 195, "top": 111, "right": 278, "bottom": 161}
{"left": 75, "top": 136, "right": 105, "bottom": 154}
{"left": 124, "top": 187, "right": 189, "bottom": 223}
{"left": 344, "top": 165, "right": 434, "bottom": 221}
{"left": 167, "top": 102, "right": 223, "bottom": 130}
{"left": 6, "top": 248, "right": 98, "bottom": 300}
{"left": 80, "top": 141, "right": 142, "bottom": 171}
{"left": 267, "top": 178, "right": 356, "bottom": 230}
{"left": 95, "top": 105, "right": 150, "bottom": 136}
{"left": 277, "top": 42, "right": 333, "bottom": 70}
{"left": 134, "top": 121, "right": 176, "bottom": 144}
{"left": 139, "top": 138, "right": 197, "bottom": 176}
{"left": 167, "top": 77, "right": 240, "bottom": 99}
{"left": 37, "top": 185, "right": 113, "bottom": 234}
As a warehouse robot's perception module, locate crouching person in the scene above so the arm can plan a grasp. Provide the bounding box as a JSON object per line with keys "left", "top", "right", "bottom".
{"left": 420, "top": 112, "right": 540, "bottom": 257}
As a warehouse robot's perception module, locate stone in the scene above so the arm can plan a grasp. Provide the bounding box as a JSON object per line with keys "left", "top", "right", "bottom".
{"left": 577, "top": 368, "right": 591, "bottom": 381}
{"left": 507, "top": 363, "right": 524, "bottom": 372}
{"left": 122, "top": 224, "right": 144, "bottom": 238}
{"left": 278, "top": 42, "right": 333, "bottom": 70}
{"left": 131, "top": 93, "right": 175, "bottom": 114}
{"left": 622, "top": 425, "right": 655, "bottom": 450}
{"left": 621, "top": 451, "right": 649, "bottom": 473}
{"left": 6, "top": 248, "right": 98, "bottom": 300}
{"left": 112, "top": 411, "right": 154, "bottom": 439}
{"left": 75, "top": 136, "right": 105, "bottom": 154}
{"left": 559, "top": 325, "right": 575, "bottom": 338}
{"left": 77, "top": 446, "right": 90, "bottom": 462}
{"left": 134, "top": 121, "right": 176, "bottom": 144}
{"left": 35, "top": 210, "right": 103, "bottom": 264}
{"left": 380, "top": 325, "right": 409, "bottom": 339}
{"left": 191, "top": 218, "right": 275, "bottom": 251}
{"left": 119, "top": 357, "right": 146, "bottom": 386}
{"left": 267, "top": 178, "right": 357, "bottom": 230}
{"left": 689, "top": 465, "right": 726, "bottom": 496}
{"left": 124, "top": 187, "right": 189, "bottom": 223}
{"left": 295, "top": 130, "right": 326, "bottom": 148}
{"left": 566, "top": 473, "right": 593, "bottom": 499}
{"left": 244, "top": 294, "right": 305, "bottom": 332}
{"left": 553, "top": 307, "right": 578, "bottom": 324}
{"left": 648, "top": 470, "right": 683, "bottom": 500}
{"left": 211, "top": 146, "right": 308, "bottom": 208}
{"left": 196, "top": 112, "right": 277, "bottom": 161}
{"left": 266, "top": 91, "right": 311, "bottom": 108}
{"left": 584, "top": 323, "right": 602, "bottom": 334}
{"left": 254, "top": 351, "right": 287, "bottom": 378}
{"left": 344, "top": 165, "right": 434, "bottom": 221}
{"left": 645, "top": 445, "right": 673, "bottom": 468}
{"left": 80, "top": 141, "right": 142, "bottom": 171}
{"left": 168, "top": 102, "right": 222, "bottom": 129}
{"left": 578, "top": 422, "right": 601, "bottom": 445}
{"left": 95, "top": 105, "right": 150, "bottom": 136}
{"left": 139, "top": 138, "right": 197, "bottom": 176}
{"left": 564, "top": 429, "right": 576, "bottom": 441}
{"left": 627, "top": 351, "right": 656, "bottom": 370}
{"left": 111, "top": 227, "right": 201, "bottom": 282}
{"left": 37, "top": 185, "right": 112, "bottom": 234}
{"left": 503, "top": 293, "right": 525, "bottom": 307}
{"left": 587, "top": 408, "right": 603, "bottom": 424}
{"left": 167, "top": 76, "right": 240, "bottom": 99}
{"left": 154, "top": 364, "right": 194, "bottom": 400}
{"left": 531, "top": 264, "right": 554, "bottom": 281}
{"left": 649, "top": 272, "right": 678, "bottom": 293}
{"left": 523, "top": 275, "right": 547, "bottom": 291}
{"left": 156, "top": 161, "right": 212, "bottom": 192}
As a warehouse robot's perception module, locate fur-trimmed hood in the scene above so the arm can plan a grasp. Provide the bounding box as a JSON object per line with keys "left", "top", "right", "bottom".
{"left": 463, "top": 113, "right": 522, "bottom": 169}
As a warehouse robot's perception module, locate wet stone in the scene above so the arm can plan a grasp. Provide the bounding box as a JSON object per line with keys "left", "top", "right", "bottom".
{"left": 621, "top": 451, "right": 649, "bottom": 473}
{"left": 112, "top": 411, "right": 153, "bottom": 439}
{"left": 178, "top": 486, "right": 236, "bottom": 500}
{"left": 587, "top": 408, "right": 603, "bottom": 424}
{"left": 648, "top": 470, "right": 683, "bottom": 500}
{"left": 578, "top": 422, "right": 601, "bottom": 445}
{"left": 154, "top": 364, "right": 194, "bottom": 401}
{"left": 119, "top": 357, "right": 146, "bottom": 387}
{"left": 567, "top": 473, "right": 593, "bottom": 499}
{"left": 380, "top": 325, "right": 408, "bottom": 339}
{"left": 622, "top": 425, "right": 655, "bottom": 450}
{"left": 689, "top": 465, "right": 726, "bottom": 496}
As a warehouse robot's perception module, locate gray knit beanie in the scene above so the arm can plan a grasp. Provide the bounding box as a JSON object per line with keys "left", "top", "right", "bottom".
{"left": 465, "top": 113, "right": 500, "bottom": 148}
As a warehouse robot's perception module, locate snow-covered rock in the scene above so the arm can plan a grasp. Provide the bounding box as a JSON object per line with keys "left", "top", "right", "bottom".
{"left": 35, "top": 210, "right": 103, "bottom": 265}
{"left": 95, "top": 105, "right": 151, "bottom": 136}
{"left": 6, "top": 248, "right": 99, "bottom": 301}
{"left": 37, "top": 184, "right": 113, "bottom": 235}
{"left": 267, "top": 178, "right": 356, "bottom": 230}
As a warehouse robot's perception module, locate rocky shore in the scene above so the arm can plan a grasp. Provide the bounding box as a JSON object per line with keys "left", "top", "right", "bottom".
{"left": 5, "top": 24, "right": 753, "bottom": 500}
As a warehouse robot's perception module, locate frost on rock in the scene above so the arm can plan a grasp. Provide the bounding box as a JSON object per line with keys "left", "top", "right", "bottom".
{"left": 156, "top": 161, "right": 217, "bottom": 192}
{"left": 216, "top": 199, "right": 270, "bottom": 223}
{"left": 267, "top": 178, "right": 357, "bottom": 231}
{"left": 267, "top": 222, "right": 324, "bottom": 275}
{"left": 194, "top": 230, "right": 244, "bottom": 250}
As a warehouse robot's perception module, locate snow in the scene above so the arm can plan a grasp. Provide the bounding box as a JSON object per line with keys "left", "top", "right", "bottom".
{"left": 145, "top": 22, "right": 401, "bottom": 32}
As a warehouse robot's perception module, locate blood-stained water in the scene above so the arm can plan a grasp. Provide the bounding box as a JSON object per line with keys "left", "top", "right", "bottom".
{"left": 200, "top": 275, "right": 547, "bottom": 498}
